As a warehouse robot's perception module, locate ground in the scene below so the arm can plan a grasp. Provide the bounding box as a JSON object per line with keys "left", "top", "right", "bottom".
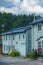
{"left": 0, "top": 56, "right": 43, "bottom": 65}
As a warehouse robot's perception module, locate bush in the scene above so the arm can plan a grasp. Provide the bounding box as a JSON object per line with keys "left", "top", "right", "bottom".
{"left": 10, "top": 50, "right": 20, "bottom": 57}
{"left": 28, "top": 50, "right": 37, "bottom": 59}
{"left": 41, "top": 55, "right": 43, "bottom": 57}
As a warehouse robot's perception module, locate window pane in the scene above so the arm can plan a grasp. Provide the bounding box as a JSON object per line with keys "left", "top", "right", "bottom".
{"left": 6, "top": 45, "right": 8, "bottom": 50}
{"left": 4, "top": 45, "right": 5, "bottom": 51}
{"left": 12, "top": 46, "right": 15, "bottom": 50}
{"left": 19, "top": 34, "right": 20, "bottom": 39}
{"left": 9, "top": 46, "right": 11, "bottom": 52}
{"left": 13, "top": 35, "right": 15, "bottom": 40}
{"left": 23, "top": 34, "right": 24, "bottom": 39}
{"left": 5, "top": 36, "right": 7, "bottom": 40}
{"left": 21, "top": 43, "right": 24, "bottom": 44}
{"left": 4, "top": 36, "right": 6, "bottom": 40}
{"left": 38, "top": 42, "right": 41, "bottom": 48}
{"left": 9, "top": 35, "right": 10, "bottom": 40}
{"left": 16, "top": 42, "right": 18, "bottom": 44}
{"left": 4, "top": 36, "right": 5, "bottom": 40}
{"left": 38, "top": 25, "right": 41, "bottom": 31}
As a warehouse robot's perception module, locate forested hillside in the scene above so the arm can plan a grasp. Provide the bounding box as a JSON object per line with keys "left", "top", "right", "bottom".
{"left": 0, "top": 12, "right": 41, "bottom": 33}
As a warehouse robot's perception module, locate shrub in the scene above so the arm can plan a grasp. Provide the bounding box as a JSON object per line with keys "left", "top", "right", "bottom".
{"left": 28, "top": 50, "right": 37, "bottom": 59}
{"left": 10, "top": 50, "right": 20, "bottom": 57}
{"left": 41, "top": 55, "right": 43, "bottom": 57}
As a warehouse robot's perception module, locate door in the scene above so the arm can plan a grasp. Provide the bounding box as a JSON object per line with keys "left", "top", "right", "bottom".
{"left": 38, "top": 42, "right": 41, "bottom": 48}
{"left": 38, "top": 42, "right": 42, "bottom": 55}
{"left": 21, "top": 43, "right": 25, "bottom": 56}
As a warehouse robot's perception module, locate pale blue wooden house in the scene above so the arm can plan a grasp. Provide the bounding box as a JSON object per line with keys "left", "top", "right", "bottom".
{"left": 2, "top": 26, "right": 31, "bottom": 56}
{"left": 31, "top": 18, "right": 43, "bottom": 55}
{"left": 2, "top": 18, "right": 43, "bottom": 56}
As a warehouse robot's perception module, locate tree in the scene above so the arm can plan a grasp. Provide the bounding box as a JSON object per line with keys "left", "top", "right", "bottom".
{"left": 0, "top": 12, "right": 41, "bottom": 34}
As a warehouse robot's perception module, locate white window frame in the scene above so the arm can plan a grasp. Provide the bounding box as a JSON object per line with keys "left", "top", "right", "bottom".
{"left": 38, "top": 42, "right": 41, "bottom": 48}
{"left": 38, "top": 24, "right": 41, "bottom": 31}
{"left": 13, "top": 35, "right": 15, "bottom": 40}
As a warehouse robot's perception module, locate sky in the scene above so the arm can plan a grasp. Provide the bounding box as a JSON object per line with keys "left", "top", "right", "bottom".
{"left": 0, "top": 0, "right": 43, "bottom": 16}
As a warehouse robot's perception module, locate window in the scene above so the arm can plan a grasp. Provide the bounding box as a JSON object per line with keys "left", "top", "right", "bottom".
{"left": 38, "top": 42, "right": 41, "bottom": 48}
{"left": 21, "top": 43, "right": 24, "bottom": 44}
{"left": 16, "top": 42, "right": 18, "bottom": 44}
{"left": 38, "top": 24, "right": 41, "bottom": 31}
{"left": 4, "top": 36, "right": 6, "bottom": 40}
{"left": 12, "top": 46, "right": 15, "bottom": 50}
{"left": 9, "top": 46, "right": 11, "bottom": 52}
{"left": 19, "top": 34, "right": 20, "bottom": 39}
{"left": 42, "top": 41, "right": 43, "bottom": 44}
{"left": 9, "top": 35, "right": 10, "bottom": 40}
{"left": 6, "top": 36, "right": 7, "bottom": 40}
{"left": 4, "top": 36, "right": 7, "bottom": 40}
{"left": 4, "top": 45, "right": 5, "bottom": 51}
{"left": 13, "top": 35, "right": 15, "bottom": 40}
{"left": 4, "top": 45, "right": 8, "bottom": 51}
{"left": 23, "top": 34, "right": 24, "bottom": 39}
{"left": 4, "top": 36, "right": 5, "bottom": 40}
{"left": 6, "top": 45, "right": 8, "bottom": 50}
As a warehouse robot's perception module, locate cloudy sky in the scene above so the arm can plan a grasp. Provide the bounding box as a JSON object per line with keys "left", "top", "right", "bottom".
{"left": 0, "top": 0, "right": 43, "bottom": 16}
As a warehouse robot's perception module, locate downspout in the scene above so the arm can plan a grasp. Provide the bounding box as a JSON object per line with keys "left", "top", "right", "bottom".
{"left": 10, "top": 35, "right": 13, "bottom": 54}
{"left": 33, "top": 25, "right": 34, "bottom": 50}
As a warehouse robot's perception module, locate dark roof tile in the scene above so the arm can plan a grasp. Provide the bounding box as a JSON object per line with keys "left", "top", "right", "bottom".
{"left": 1, "top": 26, "right": 31, "bottom": 35}
{"left": 31, "top": 18, "right": 43, "bottom": 25}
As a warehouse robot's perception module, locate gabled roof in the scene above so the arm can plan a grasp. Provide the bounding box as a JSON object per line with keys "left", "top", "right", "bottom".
{"left": 31, "top": 18, "right": 43, "bottom": 25}
{"left": 37, "top": 36, "right": 43, "bottom": 41}
{"left": 1, "top": 26, "right": 31, "bottom": 35}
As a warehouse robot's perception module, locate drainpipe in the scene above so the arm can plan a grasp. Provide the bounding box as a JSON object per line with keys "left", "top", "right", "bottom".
{"left": 33, "top": 12, "right": 36, "bottom": 50}
{"left": 33, "top": 26, "right": 34, "bottom": 50}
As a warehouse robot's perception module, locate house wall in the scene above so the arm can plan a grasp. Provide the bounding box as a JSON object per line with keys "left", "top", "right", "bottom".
{"left": 2, "top": 35, "right": 12, "bottom": 54}
{"left": 26, "top": 29, "right": 32, "bottom": 55}
{"left": 0, "top": 36, "right": 2, "bottom": 54}
{"left": 0, "top": 36, "right": 2, "bottom": 44}
{"left": 0, "top": 44, "right": 2, "bottom": 54}
{"left": 32, "top": 23, "right": 43, "bottom": 50}
{"left": 12, "top": 33, "right": 26, "bottom": 56}
{"left": 2, "top": 32, "right": 26, "bottom": 56}
{"left": 2, "top": 29, "right": 32, "bottom": 56}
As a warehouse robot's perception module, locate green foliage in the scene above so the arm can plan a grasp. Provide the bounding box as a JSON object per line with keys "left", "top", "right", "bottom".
{"left": 10, "top": 50, "right": 20, "bottom": 57}
{"left": 28, "top": 50, "right": 37, "bottom": 59}
{"left": 0, "top": 12, "right": 41, "bottom": 34}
